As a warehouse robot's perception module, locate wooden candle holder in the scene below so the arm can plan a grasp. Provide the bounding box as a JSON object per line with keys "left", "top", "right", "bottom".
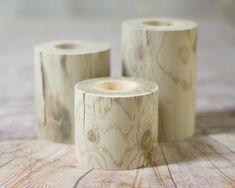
{"left": 75, "top": 77, "right": 159, "bottom": 170}
{"left": 35, "top": 40, "right": 110, "bottom": 144}
{"left": 122, "top": 18, "right": 198, "bottom": 141}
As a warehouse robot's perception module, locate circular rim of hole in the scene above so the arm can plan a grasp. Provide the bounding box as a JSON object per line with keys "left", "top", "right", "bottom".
{"left": 95, "top": 80, "right": 138, "bottom": 91}
{"left": 54, "top": 43, "right": 80, "bottom": 50}
{"left": 142, "top": 20, "right": 175, "bottom": 27}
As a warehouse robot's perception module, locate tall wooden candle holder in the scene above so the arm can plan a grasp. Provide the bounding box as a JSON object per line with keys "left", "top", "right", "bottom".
{"left": 122, "top": 18, "right": 198, "bottom": 141}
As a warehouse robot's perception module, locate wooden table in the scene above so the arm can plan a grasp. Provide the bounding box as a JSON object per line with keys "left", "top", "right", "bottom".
{"left": 0, "top": 18, "right": 235, "bottom": 187}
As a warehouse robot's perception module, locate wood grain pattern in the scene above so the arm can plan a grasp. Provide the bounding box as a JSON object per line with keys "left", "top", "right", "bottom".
{"left": 75, "top": 77, "right": 159, "bottom": 170}
{"left": 35, "top": 40, "right": 110, "bottom": 144}
{"left": 1, "top": 19, "right": 235, "bottom": 187}
{"left": 122, "top": 18, "right": 198, "bottom": 142}
{"left": 0, "top": 130, "right": 235, "bottom": 188}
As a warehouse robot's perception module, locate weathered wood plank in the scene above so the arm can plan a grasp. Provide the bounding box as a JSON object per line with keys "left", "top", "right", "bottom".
{"left": 0, "top": 136, "right": 235, "bottom": 187}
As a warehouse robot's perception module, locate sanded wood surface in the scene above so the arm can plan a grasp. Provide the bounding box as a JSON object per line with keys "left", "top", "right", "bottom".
{"left": 75, "top": 78, "right": 159, "bottom": 170}
{"left": 35, "top": 40, "right": 110, "bottom": 144}
{"left": 0, "top": 18, "right": 235, "bottom": 187}
{"left": 122, "top": 18, "right": 197, "bottom": 142}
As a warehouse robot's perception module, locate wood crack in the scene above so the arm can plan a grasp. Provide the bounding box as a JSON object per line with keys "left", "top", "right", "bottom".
{"left": 60, "top": 55, "right": 68, "bottom": 76}
{"left": 82, "top": 92, "right": 86, "bottom": 134}
{"left": 159, "top": 145, "right": 177, "bottom": 188}
{"left": 151, "top": 161, "right": 166, "bottom": 188}
{"left": 40, "top": 52, "right": 47, "bottom": 127}
{"left": 0, "top": 158, "right": 16, "bottom": 168}
{"left": 209, "top": 136, "right": 235, "bottom": 154}
{"left": 190, "top": 142, "right": 235, "bottom": 185}
{"left": 73, "top": 168, "right": 94, "bottom": 188}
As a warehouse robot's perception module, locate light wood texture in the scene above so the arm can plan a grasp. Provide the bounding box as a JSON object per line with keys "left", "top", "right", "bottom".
{"left": 1, "top": 19, "right": 235, "bottom": 187}
{"left": 35, "top": 40, "right": 110, "bottom": 144}
{"left": 75, "top": 77, "right": 159, "bottom": 170}
{"left": 122, "top": 18, "right": 198, "bottom": 142}
{"left": 1, "top": 130, "right": 235, "bottom": 188}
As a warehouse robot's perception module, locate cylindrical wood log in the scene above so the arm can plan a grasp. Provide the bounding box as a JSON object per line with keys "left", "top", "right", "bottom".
{"left": 122, "top": 18, "right": 198, "bottom": 142}
{"left": 35, "top": 40, "right": 110, "bottom": 144}
{"left": 75, "top": 77, "right": 159, "bottom": 170}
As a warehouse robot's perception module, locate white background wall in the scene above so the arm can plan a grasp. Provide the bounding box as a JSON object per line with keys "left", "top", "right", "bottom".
{"left": 0, "top": 0, "right": 234, "bottom": 21}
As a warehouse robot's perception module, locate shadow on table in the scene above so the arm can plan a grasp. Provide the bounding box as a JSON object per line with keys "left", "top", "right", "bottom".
{"left": 195, "top": 109, "right": 235, "bottom": 135}
{"left": 135, "top": 109, "right": 235, "bottom": 169}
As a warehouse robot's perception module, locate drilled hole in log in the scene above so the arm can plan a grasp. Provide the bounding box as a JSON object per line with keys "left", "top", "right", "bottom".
{"left": 95, "top": 80, "right": 138, "bottom": 91}
{"left": 55, "top": 43, "right": 80, "bottom": 49}
{"left": 143, "top": 20, "right": 174, "bottom": 26}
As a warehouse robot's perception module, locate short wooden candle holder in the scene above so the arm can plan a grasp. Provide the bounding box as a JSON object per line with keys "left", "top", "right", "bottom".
{"left": 75, "top": 77, "right": 159, "bottom": 170}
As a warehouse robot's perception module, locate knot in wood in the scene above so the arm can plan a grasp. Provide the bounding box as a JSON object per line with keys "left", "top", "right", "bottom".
{"left": 87, "top": 129, "right": 99, "bottom": 143}
{"left": 141, "top": 130, "right": 152, "bottom": 150}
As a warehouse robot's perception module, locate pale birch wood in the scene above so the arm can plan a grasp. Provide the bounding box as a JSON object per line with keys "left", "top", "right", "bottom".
{"left": 35, "top": 40, "right": 110, "bottom": 144}
{"left": 122, "top": 18, "right": 198, "bottom": 142}
{"left": 74, "top": 77, "right": 159, "bottom": 170}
